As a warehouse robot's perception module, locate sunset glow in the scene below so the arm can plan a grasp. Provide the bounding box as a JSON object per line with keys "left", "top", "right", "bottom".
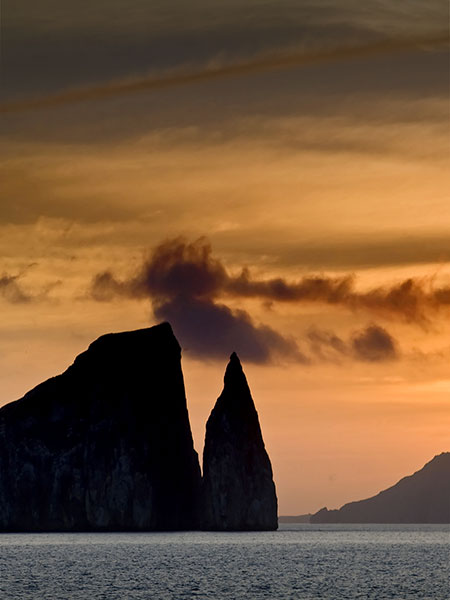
{"left": 1, "top": 0, "right": 449, "bottom": 514}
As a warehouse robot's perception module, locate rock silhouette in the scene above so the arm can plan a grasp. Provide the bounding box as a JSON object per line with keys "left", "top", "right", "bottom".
{"left": 311, "top": 452, "right": 450, "bottom": 523}
{"left": 202, "top": 352, "right": 278, "bottom": 530}
{"left": 0, "top": 323, "right": 202, "bottom": 531}
{"left": 0, "top": 323, "right": 278, "bottom": 531}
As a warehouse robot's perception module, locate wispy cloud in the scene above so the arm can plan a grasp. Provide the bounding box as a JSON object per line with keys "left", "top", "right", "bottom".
{"left": 0, "top": 267, "right": 58, "bottom": 305}
{"left": 1, "top": 34, "right": 445, "bottom": 114}
{"left": 0, "top": 273, "right": 33, "bottom": 304}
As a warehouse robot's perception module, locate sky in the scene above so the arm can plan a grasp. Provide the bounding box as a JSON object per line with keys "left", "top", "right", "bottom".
{"left": 1, "top": 0, "right": 449, "bottom": 514}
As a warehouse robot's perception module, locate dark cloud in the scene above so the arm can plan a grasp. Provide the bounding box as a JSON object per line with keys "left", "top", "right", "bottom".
{"left": 227, "top": 268, "right": 450, "bottom": 326}
{"left": 228, "top": 268, "right": 450, "bottom": 327}
{"left": 229, "top": 269, "right": 354, "bottom": 304}
{"left": 90, "top": 237, "right": 400, "bottom": 363}
{"left": 2, "top": 0, "right": 447, "bottom": 150}
{"left": 2, "top": 48, "right": 447, "bottom": 152}
{"left": 91, "top": 237, "right": 302, "bottom": 363}
{"left": 90, "top": 237, "right": 227, "bottom": 301}
{"left": 3, "top": 34, "right": 446, "bottom": 114}
{"left": 154, "top": 295, "right": 305, "bottom": 364}
{"left": 90, "top": 270, "right": 143, "bottom": 302}
{"left": 6, "top": 0, "right": 443, "bottom": 102}
{"left": 141, "top": 237, "right": 227, "bottom": 299}
{"left": 91, "top": 237, "right": 450, "bottom": 327}
{"left": 351, "top": 325, "right": 398, "bottom": 362}
{"left": 307, "top": 325, "right": 399, "bottom": 363}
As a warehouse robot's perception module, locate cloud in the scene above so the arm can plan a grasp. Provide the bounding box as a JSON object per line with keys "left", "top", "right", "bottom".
{"left": 88, "top": 236, "right": 450, "bottom": 364}
{"left": 307, "top": 325, "right": 399, "bottom": 363}
{"left": 1, "top": 33, "right": 446, "bottom": 114}
{"left": 91, "top": 237, "right": 302, "bottom": 363}
{"left": 351, "top": 325, "right": 398, "bottom": 362}
{"left": 0, "top": 273, "right": 33, "bottom": 304}
{"left": 227, "top": 268, "right": 450, "bottom": 326}
{"left": 91, "top": 237, "right": 450, "bottom": 327}
{"left": 90, "top": 237, "right": 227, "bottom": 301}
{"left": 307, "top": 327, "right": 349, "bottom": 362}
{"left": 90, "top": 270, "right": 140, "bottom": 302}
{"left": 153, "top": 296, "right": 305, "bottom": 364}
{"left": 139, "top": 237, "right": 227, "bottom": 299}
{"left": 0, "top": 268, "right": 60, "bottom": 305}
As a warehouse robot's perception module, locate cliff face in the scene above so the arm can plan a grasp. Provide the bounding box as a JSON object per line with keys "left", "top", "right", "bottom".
{"left": 0, "top": 323, "right": 202, "bottom": 531}
{"left": 202, "top": 353, "right": 278, "bottom": 530}
{"left": 311, "top": 453, "right": 450, "bottom": 524}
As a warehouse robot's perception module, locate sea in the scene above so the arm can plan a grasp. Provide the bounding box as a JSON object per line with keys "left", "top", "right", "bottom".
{"left": 0, "top": 524, "right": 448, "bottom": 599}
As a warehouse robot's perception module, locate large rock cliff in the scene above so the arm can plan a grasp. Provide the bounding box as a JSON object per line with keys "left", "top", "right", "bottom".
{"left": 0, "top": 323, "right": 202, "bottom": 531}
{"left": 202, "top": 352, "right": 278, "bottom": 530}
{"left": 311, "top": 452, "right": 450, "bottom": 524}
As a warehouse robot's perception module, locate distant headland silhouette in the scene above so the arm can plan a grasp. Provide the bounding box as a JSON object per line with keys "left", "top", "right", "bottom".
{"left": 0, "top": 323, "right": 277, "bottom": 532}
{"left": 310, "top": 453, "right": 450, "bottom": 524}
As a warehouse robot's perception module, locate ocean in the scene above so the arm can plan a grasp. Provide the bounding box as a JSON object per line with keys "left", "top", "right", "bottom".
{"left": 0, "top": 524, "right": 448, "bottom": 599}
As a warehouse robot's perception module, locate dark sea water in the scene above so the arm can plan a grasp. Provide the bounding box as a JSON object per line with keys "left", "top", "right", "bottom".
{"left": 0, "top": 524, "right": 448, "bottom": 599}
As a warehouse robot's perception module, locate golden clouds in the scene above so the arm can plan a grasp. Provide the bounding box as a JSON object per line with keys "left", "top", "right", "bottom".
{"left": 1, "top": 97, "right": 448, "bottom": 248}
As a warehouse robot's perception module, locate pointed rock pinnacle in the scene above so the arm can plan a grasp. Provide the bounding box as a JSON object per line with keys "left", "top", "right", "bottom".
{"left": 202, "top": 353, "right": 278, "bottom": 530}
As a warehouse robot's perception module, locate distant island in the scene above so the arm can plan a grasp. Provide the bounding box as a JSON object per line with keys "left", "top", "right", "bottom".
{"left": 0, "top": 323, "right": 277, "bottom": 532}
{"left": 278, "top": 514, "right": 311, "bottom": 523}
{"left": 310, "top": 453, "right": 450, "bottom": 524}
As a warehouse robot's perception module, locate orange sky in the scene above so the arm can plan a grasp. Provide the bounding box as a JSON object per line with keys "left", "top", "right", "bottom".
{"left": 1, "top": 1, "right": 449, "bottom": 514}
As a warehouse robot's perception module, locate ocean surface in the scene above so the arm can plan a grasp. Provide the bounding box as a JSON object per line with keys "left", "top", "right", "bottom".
{"left": 0, "top": 524, "right": 448, "bottom": 599}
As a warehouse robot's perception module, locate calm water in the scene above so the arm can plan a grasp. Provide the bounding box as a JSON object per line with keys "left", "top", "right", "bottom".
{"left": 0, "top": 524, "right": 448, "bottom": 599}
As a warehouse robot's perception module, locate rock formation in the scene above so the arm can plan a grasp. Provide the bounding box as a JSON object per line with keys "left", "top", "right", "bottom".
{"left": 0, "top": 323, "right": 202, "bottom": 531}
{"left": 311, "top": 452, "right": 450, "bottom": 523}
{"left": 202, "top": 352, "right": 278, "bottom": 530}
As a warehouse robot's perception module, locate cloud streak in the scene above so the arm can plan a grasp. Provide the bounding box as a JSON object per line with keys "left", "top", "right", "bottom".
{"left": 91, "top": 237, "right": 450, "bottom": 326}
{"left": 228, "top": 270, "right": 450, "bottom": 324}
{"left": 1, "top": 34, "right": 446, "bottom": 114}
